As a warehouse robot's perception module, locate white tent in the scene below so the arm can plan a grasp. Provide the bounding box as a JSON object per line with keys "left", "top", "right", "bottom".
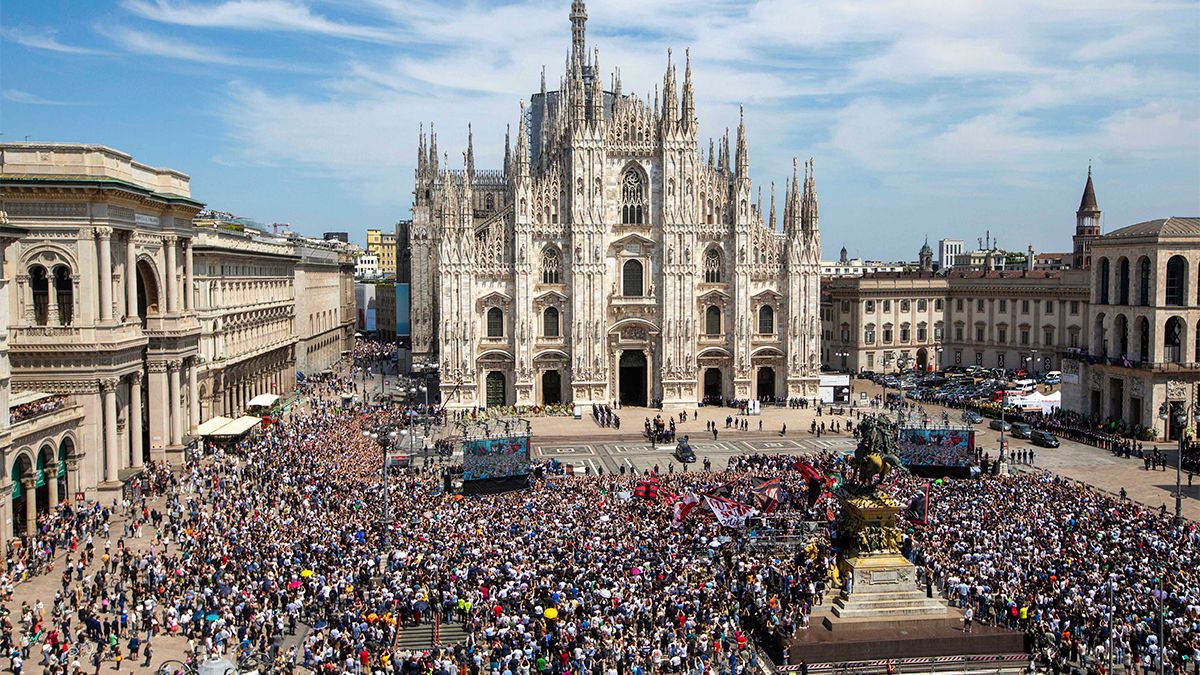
{"left": 197, "top": 416, "right": 235, "bottom": 437}
{"left": 247, "top": 393, "right": 280, "bottom": 408}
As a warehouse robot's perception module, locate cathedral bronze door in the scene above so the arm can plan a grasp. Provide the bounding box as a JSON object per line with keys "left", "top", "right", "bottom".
{"left": 485, "top": 371, "right": 507, "bottom": 408}
{"left": 703, "top": 368, "right": 722, "bottom": 405}
{"left": 542, "top": 370, "right": 562, "bottom": 406}
{"left": 756, "top": 367, "right": 776, "bottom": 401}
{"left": 618, "top": 350, "right": 647, "bottom": 408}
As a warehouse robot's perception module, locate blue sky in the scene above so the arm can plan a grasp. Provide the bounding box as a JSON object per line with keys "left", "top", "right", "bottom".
{"left": 3, "top": 0, "right": 1198, "bottom": 257}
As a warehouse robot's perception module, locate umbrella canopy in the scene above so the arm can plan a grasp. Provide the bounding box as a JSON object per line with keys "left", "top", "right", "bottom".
{"left": 300, "top": 569, "right": 314, "bottom": 578}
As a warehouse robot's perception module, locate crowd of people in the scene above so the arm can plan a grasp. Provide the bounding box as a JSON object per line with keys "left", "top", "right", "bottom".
{"left": 1, "top": 357, "right": 1194, "bottom": 675}
{"left": 9, "top": 395, "right": 68, "bottom": 424}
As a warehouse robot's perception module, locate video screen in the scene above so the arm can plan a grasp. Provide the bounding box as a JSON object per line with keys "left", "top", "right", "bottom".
{"left": 897, "top": 428, "right": 974, "bottom": 467}
{"left": 462, "top": 436, "right": 531, "bottom": 481}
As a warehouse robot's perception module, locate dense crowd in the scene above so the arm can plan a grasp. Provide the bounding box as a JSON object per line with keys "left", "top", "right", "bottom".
{"left": 10, "top": 395, "right": 68, "bottom": 424}
{"left": 2, "top": 372, "right": 1195, "bottom": 675}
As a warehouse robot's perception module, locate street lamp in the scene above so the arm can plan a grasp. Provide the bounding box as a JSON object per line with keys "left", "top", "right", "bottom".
{"left": 365, "top": 428, "right": 399, "bottom": 546}
{"left": 1157, "top": 402, "right": 1186, "bottom": 524}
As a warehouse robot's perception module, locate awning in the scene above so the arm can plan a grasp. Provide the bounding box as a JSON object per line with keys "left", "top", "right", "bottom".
{"left": 247, "top": 393, "right": 280, "bottom": 408}
{"left": 9, "top": 391, "right": 52, "bottom": 407}
{"left": 210, "top": 416, "right": 261, "bottom": 437}
{"left": 197, "top": 416, "right": 235, "bottom": 436}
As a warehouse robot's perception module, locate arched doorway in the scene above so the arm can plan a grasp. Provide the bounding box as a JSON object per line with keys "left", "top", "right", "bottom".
{"left": 756, "top": 367, "right": 776, "bottom": 401}
{"left": 618, "top": 350, "right": 647, "bottom": 407}
{"left": 703, "top": 368, "right": 722, "bottom": 405}
{"left": 485, "top": 371, "right": 507, "bottom": 408}
{"left": 542, "top": 370, "right": 562, "bottom": 406}
{"left": 11, "top": 455, "right": 32, "bottom": 537}
{"left": 916, "top": 348, "right": 928, "bottom": 371}
{"left": 136, "top": 260, "right": 160, "bottom": 325}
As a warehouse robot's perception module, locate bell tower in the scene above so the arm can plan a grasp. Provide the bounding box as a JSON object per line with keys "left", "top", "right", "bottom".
{"left": 1072, "top": 164, "right": 1101, "bottom": 270}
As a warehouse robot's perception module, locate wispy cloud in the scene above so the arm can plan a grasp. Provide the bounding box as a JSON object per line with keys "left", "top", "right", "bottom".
{"left": 1, "top": 26, "right": 106, "bottom": 55}
{"left": 121, "top": 0, "right": 398, "bottom": 42}
{"left": 99, "top": 25, "right": 311, "bottom": 70}
{"left": 2, "top": 90, "right": 84, "bottom": 106}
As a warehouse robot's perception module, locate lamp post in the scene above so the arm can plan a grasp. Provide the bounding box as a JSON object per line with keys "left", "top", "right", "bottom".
{"left": 1158, "top": 402, "right": 1186, "bottom": 524}
{"left": 365, "top": 428, "right": 398, "bottom": 547}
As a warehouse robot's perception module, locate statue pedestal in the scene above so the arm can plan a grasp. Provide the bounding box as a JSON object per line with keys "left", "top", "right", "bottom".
{"left": 829, "top": 553, "right": 950, "bottom": 624}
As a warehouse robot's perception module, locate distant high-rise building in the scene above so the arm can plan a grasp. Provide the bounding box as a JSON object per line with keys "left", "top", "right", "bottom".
{"left": 938, "top": 239, "right": 964, "bottom": 270}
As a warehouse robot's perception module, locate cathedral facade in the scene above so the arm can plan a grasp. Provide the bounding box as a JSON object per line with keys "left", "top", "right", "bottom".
{"left": 409, "top": 0, "right": 822, "bottom": 409}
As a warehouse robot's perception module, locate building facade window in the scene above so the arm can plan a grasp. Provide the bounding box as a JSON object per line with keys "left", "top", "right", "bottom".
{"left": 542, "top": 247, "right": 561, "bottom": 284}
{"left": 865, "top": 300, "right": 875, "bottom": 313}
{"left": 998, "top": 326, "right": 1008, "bottom": 343}
{"left": 622, "top": 259, "right": 644, "bottom": 296}
{"left": 543, "top": 307, "right": 560, "bottom": 337}
{"left": 976, "top": 326, "right": 986, "bottom": 342}
{"left": 1020, "top": 328, "right": 1030, "bottom": 345}
{"left": 865, "top": 324, "right": 876, "bottom": 344}
{"left": 917, "top": 299, "right": 927, "bottom": 312}
{"left": 1022, "top": 300, "right": 1030, "bottom": 314}
{"left": 999, "top": 299, "right": 1007, "bottom": 312}
{"left": 486, "top": 307, "right": 504, "bottom": 337}
{"left": 883, "top": 324, "right": 894, "bottom": 343}
{"left": 900, "top": 300, "right": 910, "bottom": 313}
{"left": 705, "top": 306, "right": 721, "bottom": 335}
{"left": 900, "top": 323, "right": 911, "bottom": 342}
{"left": 883, "top": 300, "right": 891, "bottom": 312}
{"left": 1045, "top": 301, "right": 1054, "bottom": 315}
{"left": 758, "top": 305, "right": 775, "bottom": 334}
{"left": 704, "top": 249, "right": 723, "bottom": 283}
{"left": 1166, "top": 255, "right": 1187, "bottom": 306}
{"left": 621, "top": 170, "right": 646, "bottom": 225}
{"left": 1070, "top": 301, "right": 1080, "bottom": 315}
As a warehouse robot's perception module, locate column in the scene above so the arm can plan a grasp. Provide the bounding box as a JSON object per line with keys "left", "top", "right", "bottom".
{"left": 188, "top": 359, "right": 199, "bottom": 431}
{"left": 96, "top": 227, "right": 113, "bottom": 322}
{"left": 126, "top": 233, "right": 138, "bottom": 321}
{"left": 168, "top": 360, "right": 183, "bottom": 446}
{"left": 0, "top": 484, "right": 10, "bottom": 554}
{"left": 147, "top": 363, "right": 169, "bottom": 458}
{"left": 184, "top": 239, "right": 194, "bottom": 312}
{"left": 164, "top": 235, "right": 178, "bottom": 314}
{"left": 102, "top": 379, "right": 119, "bottom": 483}
{"left": 130, "top": 372, "right": 144, "bottom": 468}
{"left": 22, "top": 478, "right": 37, "bottom": 537}
{"left": 46, "top": 462, "right": 58, "bottom": 506}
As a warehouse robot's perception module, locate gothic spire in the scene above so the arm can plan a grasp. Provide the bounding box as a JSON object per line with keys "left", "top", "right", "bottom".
{"left": 515, "top": 101, "right": 529, "bottom": 177}
{"left": 503, "top": 125, "right": 512, "bottom": 177}
{"left": 466, "top": 123, "right": 475, "bottom": 179}
{"left": 613, "top": 67, "right": 622, "bottom": 97}
{"left": 802, "top": 158, "right": 818, "bottom": 232}
{"left": 707, "top": 138, "right": 714, "bottom": 169}
{"left": 589, "top": 47, "right": 604, "bottom": 123}
{"left": 721, "top": 128, "right": 730, "bottom": 174}
{"left": 540, "top": 66, "right": 547, "bottom": 98}
{"left": 735, "top": 105, "right": 748, "bottom": 179}
{"left": 570, "top": 0, "right": 588, "bottom": 75}
{"left": 661, "top": 48, "right": 678, "bottom": 128}
{"left": 418, "top": 122, "right": 426, "bottom": 176}
{"left": 785, "top": 157, "right": 801, "bottom": 234}
{"left": 769, "top": 181, "right": 776, "bottom": 230}
{"left": 681, "top": 48, "right": 695, "bottom": 130}
{"left": 429, "top": 122, "right": 439, "bottom": 175}
{"left": 756, "top": 185, "right": 762, "bottom": 218}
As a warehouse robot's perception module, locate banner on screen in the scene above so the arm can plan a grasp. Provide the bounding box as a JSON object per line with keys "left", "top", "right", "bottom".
{"left": 897, "top": 428, "right": 974, "bottom": 467}
{"left": 462, "top": 436, "right": 531, "bottom": 482}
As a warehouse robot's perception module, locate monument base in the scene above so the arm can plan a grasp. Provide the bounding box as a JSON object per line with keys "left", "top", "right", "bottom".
{"left": 832, "top": 554, "right": 949, "bottom": 621}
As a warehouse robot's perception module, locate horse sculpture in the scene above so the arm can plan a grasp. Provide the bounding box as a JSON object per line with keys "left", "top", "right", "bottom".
{"left": 851, "top": 415, "right": 906, "bottom": 487}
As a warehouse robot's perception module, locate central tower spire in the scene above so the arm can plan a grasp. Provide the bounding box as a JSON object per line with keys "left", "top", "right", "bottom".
{"left": 570, "top": 0, "right": 588, "bottom": 75}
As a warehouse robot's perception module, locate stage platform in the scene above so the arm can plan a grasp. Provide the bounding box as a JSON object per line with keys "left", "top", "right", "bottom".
{"left": 787, "top": 610, "right": 1027, "bottom": 664}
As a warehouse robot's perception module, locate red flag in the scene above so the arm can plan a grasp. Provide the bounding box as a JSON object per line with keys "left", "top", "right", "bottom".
{"left": 704, "top": 496, "right": 757, "bottom": 528}
{"left": 673, "top": 494, "right": 701, "bottom": 524}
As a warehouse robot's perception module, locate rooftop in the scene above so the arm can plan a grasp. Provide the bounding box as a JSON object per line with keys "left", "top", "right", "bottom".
{"left": 0, "top": 142, "right": 194, "bottom": 201}
{"left": 1098, "top": 217, "right": 1200, "bottom": 243}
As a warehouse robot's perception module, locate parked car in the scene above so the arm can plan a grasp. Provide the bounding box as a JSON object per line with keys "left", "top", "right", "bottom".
{"left": 962, "top": 411, "right": 984, "bottom": 424}
{"left": 1031, "top": 430, "right": 1060, "bottom": 448}
{"left": 989, "top": 419, "right": 1012, "bottom": 432}
{"left": 1010, "top": 422, "right": 1033, "bottom": 439}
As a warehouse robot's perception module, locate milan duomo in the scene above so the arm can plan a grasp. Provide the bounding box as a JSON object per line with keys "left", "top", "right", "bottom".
{"left": 409, "top": 0, "right": 822, "bottom": 409}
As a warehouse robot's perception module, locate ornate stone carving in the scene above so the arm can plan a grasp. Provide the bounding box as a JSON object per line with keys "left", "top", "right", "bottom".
{"left": 8, "top": 202, "right": 88, "bottom": 218}
{"left": 94, "top": 226, "right": 113, "bottom": 240}
{"left": 100, "top": 378, "right": 119, "bottom": 392}
{"left": 1167, "top": 380, "right": 1189, "bottom": 401}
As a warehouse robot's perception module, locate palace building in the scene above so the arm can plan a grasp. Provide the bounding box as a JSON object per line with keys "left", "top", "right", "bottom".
{"left": 409, "top": 0, "right": 822, "bottom": 409}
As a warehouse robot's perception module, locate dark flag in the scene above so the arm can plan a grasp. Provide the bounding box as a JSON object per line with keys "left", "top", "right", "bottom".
{"left": 749, "top": 477, "right": 785, "bottom": 513}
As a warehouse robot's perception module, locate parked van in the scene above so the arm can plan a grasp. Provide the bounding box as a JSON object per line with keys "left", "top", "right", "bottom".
{"left": 1010, "top": 422, "right": 1033, "bottom": 439}
{"left": 1012, "top": 379, "right": 1036, "bottom": 393}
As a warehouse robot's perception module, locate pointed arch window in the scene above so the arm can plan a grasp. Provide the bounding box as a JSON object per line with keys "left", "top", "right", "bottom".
{"left": 543, "top": 307, "right": 560, "bottom": 338}
{"left": 542, "top": 247, "right": 561, "bottom": 284}
{"left": 704, "top": 249, "right": 723, "bottom": 283}
{"left": 621, "top": 170, "right": 645, "bottom": 224}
